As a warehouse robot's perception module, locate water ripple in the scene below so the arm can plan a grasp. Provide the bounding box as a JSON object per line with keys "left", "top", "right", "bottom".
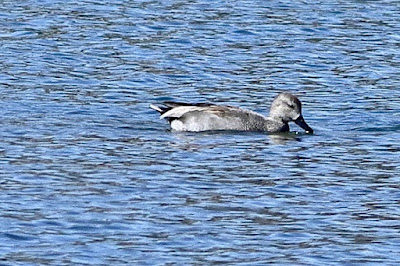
{"left": 1, "top": 0, "right": 400, "bottom": 264}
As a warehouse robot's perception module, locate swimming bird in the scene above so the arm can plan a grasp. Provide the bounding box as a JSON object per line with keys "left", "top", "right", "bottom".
{"left": 150, "top": 92, "right": 313, "bottom": 134}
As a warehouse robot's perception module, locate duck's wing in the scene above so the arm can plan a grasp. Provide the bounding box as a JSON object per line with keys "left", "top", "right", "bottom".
{"left": 158, "top": 102, "right": 239, "bottom": 120}
{"left": 163, "top": 101, "right": 215, "bottom": 108}
{"left": 150, "top": 102, "right": 218, "bottom": 118}
{"left": 150, "top": 102, "right": 213, "bottom": 116}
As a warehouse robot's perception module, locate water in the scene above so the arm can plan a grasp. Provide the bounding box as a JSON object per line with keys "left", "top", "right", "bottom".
{"left": 1, "top": 0, "right": 400, "bottom": 264}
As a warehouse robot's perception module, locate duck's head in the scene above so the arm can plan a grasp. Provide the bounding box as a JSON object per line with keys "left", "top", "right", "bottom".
{"left": 269, "top": 92, "right": 313, "bottom": 134}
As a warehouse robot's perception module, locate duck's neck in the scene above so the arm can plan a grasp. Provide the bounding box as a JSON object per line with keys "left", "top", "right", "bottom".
{"left": 280, "top": 123, "right": 290, "bottom": 132}
{"left": 265, "top": 117, "right": 290, "bottom": 132}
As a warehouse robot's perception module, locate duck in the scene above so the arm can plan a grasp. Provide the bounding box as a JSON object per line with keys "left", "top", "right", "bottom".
{"left": 150, "top": 92, "right": 313, "bottom": 134}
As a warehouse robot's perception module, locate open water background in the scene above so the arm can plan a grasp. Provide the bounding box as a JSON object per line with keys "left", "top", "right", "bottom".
{"left": 1, "top": 0, "right": 400, "bottom": 264}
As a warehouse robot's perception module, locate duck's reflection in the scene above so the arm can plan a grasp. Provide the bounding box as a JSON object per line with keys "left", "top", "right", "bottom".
{"left": 269, "top": 133, "right": 301, "bottom": 145}
{"left": 167, "top": 131, "right": 302, "bottom": 151}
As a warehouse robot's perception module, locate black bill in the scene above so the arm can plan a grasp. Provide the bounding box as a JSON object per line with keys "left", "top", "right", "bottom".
{"left": 295, "top": 115, "right": 313, "bottom": 134}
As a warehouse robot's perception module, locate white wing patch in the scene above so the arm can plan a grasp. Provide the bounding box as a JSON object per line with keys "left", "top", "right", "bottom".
{"left": 160, "top": 106, "right": 205, "bottom": 119}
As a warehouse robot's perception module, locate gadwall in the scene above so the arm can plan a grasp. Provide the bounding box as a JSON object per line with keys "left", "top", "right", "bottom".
{"left": 150, "top": 92, "right": 313, "bottom": 134}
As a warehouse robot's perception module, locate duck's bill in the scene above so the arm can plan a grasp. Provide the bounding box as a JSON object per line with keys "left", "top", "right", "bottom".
{"left": 295, "top": 116, "right": 314, "bottom": 134}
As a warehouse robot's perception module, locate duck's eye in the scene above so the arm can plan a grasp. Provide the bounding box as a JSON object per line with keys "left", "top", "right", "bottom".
{"left": 287, "top": 103, "right": 295, "bottom": 109}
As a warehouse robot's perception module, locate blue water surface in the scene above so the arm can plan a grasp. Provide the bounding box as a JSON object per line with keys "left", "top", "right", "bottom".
{"left": 1, "top": 0, "right": 400, "bottom": 264}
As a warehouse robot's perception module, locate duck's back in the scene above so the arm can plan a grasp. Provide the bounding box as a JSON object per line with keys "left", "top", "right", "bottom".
{"left": 155, "top": 102, "right": 275, "bottom": 132}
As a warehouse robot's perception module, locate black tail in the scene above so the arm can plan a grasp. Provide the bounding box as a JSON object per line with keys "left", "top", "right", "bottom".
{"left": 149, "top": 103, "right": 179, "bottom": 123}
{"left": 149, "top": 104, "right": 171, "bottom": 115}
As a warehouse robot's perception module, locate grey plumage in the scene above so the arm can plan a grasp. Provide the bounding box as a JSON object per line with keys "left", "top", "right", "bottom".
{"left": 149, "top": 92, "right": 313, "bottom": 134}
